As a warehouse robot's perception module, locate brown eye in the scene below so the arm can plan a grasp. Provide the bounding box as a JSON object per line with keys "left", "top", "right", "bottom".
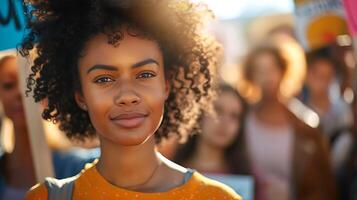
{"left": 2, "top": 82, "right": 16, "bottom": 90}
{"left": 137, "top": 72, "right": 156, "bottom": 79}
{"left": 94, "top": 77, "right": 115, "bottom": 84}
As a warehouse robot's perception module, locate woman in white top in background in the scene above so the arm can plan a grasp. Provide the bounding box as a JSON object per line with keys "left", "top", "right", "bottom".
{"left": 242, "top": 45, "right": 337, "bottom": 200}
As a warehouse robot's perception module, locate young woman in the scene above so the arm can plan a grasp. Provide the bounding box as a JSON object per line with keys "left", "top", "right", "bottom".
{"left": 303, "top": 48, "right": 353, "bottom": 172}
{"left": 174, "top": 84, "right": 251, "bottom": 175}
{"left": 242, "top": 45, "right": 336, "bottom": 200}
{"left": 21, "top": 0, "right": 241, "bottom": 199}
{"left": 0, "top": 55, "right": 36, "bottom": 200}
{"left": 0, "top": 55, "right": 98, "bottom": 200}
{"left": 336, "top": 88, "right": 357, "bottom": 200}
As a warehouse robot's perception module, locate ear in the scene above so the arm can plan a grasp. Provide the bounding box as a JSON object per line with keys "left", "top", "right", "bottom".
{"left": 165, "top": 79, "right": 170, "bottom": 100}
{"left": 74, "top": 91, "right": 87, "bottom": 111}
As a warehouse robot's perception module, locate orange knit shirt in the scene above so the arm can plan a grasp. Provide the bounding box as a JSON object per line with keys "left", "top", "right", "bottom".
{"left": 25, "top": 161, "right": 242, "bottom": 200}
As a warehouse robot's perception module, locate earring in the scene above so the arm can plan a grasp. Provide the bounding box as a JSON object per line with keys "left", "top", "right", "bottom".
{"left": 81, "top": 104, "right": 87, "bottom": 110}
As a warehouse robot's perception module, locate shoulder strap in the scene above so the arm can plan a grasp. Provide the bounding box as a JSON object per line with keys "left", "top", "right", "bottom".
{"left": 44, "top": 174, "right": 79, "bottom": 200}
{"left": 183, "top": 168, "right": 195, "bottom": 183}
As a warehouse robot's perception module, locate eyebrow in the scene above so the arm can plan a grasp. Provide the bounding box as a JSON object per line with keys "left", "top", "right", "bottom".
{"left": 86, "top": 58, "right": 159, "bottom": 74}
{"left": 132, "top": 58, "right": 159, "bottom": 68}
{"left": 86, "top": 65, "right": 117, "bottom": 74}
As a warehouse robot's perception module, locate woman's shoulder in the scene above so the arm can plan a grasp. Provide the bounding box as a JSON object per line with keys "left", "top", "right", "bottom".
{"left": 160, "top": 154, "right": 242, "bottom": 199}
{"left": 25, "top": 159, "right": 97, "bottom": 200}
{"left": 189, "top": 172, "right": 242, "bottom": 200}
{"left": 24, "top": 183, "right": 48, "bottom": 200}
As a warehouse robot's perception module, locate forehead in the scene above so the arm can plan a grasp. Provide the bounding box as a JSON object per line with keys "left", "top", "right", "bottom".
{"left": 251, "top": 53, "right": 283, "bottom": 75}
{"left": 79, "top": 32, "right": 163, "bottom": 68}
{"left": 309, "top": 59, "right": 335, "bottom": 72}
{"left": 0, "top": 58, "right": 18, "bottom": 75}
{"left": 254, "top": 52, "right": 277, "bottom": 65}
{"left": 216, "top": 91, "right": 241, "bottom": 110}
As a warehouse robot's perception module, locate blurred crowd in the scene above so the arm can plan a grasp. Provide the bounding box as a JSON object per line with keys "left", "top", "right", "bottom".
{"left": 1, "top": 8, "right": 357, "bottom": 200}
{"left": 159, "top": 31, "right": 357, "bottom": 200}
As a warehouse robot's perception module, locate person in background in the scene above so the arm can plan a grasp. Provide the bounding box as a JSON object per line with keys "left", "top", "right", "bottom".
{"left": 174, "top": 83, "right": 251, "bottom": 176}
{"left": 0, "top": 55, "right": 98, "bottom": 200}
{"left": 242, "top": 45, "right": 336, "bottom": 200}
{"left": 336, "top": 87, "right": 357, "bottom": 200}
{"left": 302, "top": 47, "right": 353, "bottom": 172}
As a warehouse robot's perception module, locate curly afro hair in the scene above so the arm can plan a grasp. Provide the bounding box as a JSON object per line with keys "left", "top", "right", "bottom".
{"left": 19, "top": 0, "right": 220, "bottom": 143}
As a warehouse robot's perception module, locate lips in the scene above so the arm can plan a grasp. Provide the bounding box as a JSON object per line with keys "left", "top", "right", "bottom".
{"left": 110, "top": 113, "right": 149, "bottom": 128}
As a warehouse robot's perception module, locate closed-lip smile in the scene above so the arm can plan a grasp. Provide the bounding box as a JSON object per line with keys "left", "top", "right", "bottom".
{"left": 110, "top": 112, "right": 149, "bottom": 128}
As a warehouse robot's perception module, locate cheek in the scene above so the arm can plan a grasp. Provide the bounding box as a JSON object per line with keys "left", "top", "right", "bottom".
{"left": 141, "top": 84, "right": 167, "bottom": 126}
{"left": 201, "top": 116, "right": 217, "bottom": 134}
{"left": 86, "top": 91, "right": 112, "bottom": 110}
{"left": 80, "top": 82, "right": 114, "bottom": 133}
{"left": 0, "top": 90, "right": 20, "bottom": 112}
{"left": 0, "top": 92, "right": 12, "bottom": 108}
{"left": 143, "top": 83, "right": 166, "bottom": 105}
{"left": 227, "top": 120, "right": 239, "bottom": 138}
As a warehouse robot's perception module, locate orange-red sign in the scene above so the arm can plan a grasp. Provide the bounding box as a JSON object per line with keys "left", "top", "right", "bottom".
{"left": 294, "top": 0, "right": 348, "bottom": 50}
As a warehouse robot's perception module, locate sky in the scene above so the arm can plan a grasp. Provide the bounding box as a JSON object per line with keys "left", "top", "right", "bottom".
{"left": 193, "top": 0, "right": 295, "bottom": 20}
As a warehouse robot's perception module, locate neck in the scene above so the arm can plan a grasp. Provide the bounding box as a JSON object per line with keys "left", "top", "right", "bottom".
{"left": 12, "top": 124, "right": 31, "bottom": 154}
{"left": 254, "top": 97, "right": 289, "bottom": 126}
{"left": 6, "top": 123, "right": 36, "bottom": 189}
{"left": 97, "top": 136, "right": 161, "bottom": 189}
{"left": 309, "top": 92, "right": 330, "bottom": 114}
{"left": 257, "top": 96, "right": 285, "bottom": 111}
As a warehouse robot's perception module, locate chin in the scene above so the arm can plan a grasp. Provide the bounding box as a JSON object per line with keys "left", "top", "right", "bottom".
{"left": 117, "top": 138, "right": 151, "bottom": 146}
{"left": 109, "top": 130, "right": 154, "bottom": 146}
{"left": 98, "top": 119, "right": 161, "bottom": 147}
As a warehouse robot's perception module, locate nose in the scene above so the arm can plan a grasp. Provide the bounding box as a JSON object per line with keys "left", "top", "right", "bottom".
{"left": 114, "top": 89, "right": 141, "bottom": 107}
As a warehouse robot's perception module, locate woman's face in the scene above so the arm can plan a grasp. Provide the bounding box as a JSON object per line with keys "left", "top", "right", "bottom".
{"left": 200, "top": 91, "right": 242, "bottom": 149}
{"left": 0, "top": 57, "right": 26, "bottom": 127}
{"left": 306, "top": 59, "right": 335, "bottom": 96}
{"left": 76, "top": 32, "right": 168, "bottom": 146}
{"left": 251, "top": 52, "right": 284, "bottom": 97}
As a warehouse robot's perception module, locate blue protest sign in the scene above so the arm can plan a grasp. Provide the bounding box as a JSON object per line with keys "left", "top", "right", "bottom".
{"left": 0, "top": 0, "right": 26, "bottom": 51}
